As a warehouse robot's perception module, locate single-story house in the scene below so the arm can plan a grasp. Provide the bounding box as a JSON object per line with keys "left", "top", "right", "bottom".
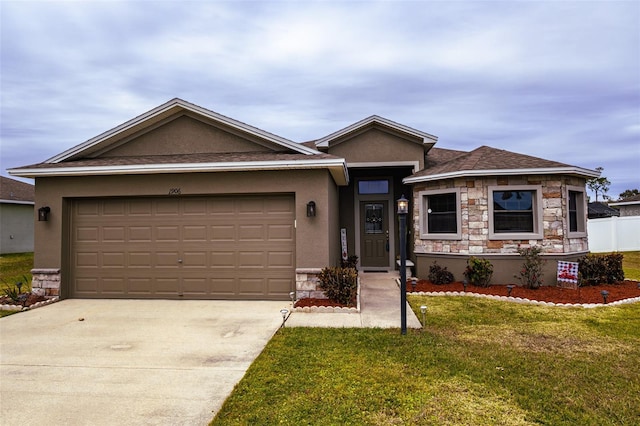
{"left": 609, "top": 194, "right": 640, "bottom": 217}
{"left": 0, "top": 176, "right": 35, "bottom": 254}
{"left": 588, "top": 202, "right": 620, "bottom": 219}
{"left": 9, "top": 99, "right": 599, "bottom": 300}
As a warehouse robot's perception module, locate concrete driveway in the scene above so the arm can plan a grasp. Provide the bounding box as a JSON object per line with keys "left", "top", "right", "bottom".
{"left": 0, "top": 299, "right": 288, "bottom": 425}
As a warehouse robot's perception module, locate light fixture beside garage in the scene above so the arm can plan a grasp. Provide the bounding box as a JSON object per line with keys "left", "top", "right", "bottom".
{"left": 306, "top": 201, "right": 316, "bottom": 217}
{"left": 38, "top": 206, "right": 51, "bottom": 221}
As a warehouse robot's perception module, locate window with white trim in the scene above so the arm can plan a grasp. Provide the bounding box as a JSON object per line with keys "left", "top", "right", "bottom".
{"left": 419, "top": 188, "right": 461, "bottom": 240}
{"left": 567, "top": 185, "right": 586, "bottom": 237}
{"left": 488, "top": 185, "right": 543, "bottom": 240}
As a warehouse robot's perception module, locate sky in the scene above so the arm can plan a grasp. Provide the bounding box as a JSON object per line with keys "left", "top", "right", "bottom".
{"left": 1, "top": 0, "right": 638, "bottom": 201}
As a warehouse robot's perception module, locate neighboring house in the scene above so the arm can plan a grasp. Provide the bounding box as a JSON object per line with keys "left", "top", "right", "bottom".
{"left": 0, "top": 176, "right": 35, "bottom": 254}
{"left": 9, "top": 99, "right": 599, "bottom": 300}
{"left": 609, "top": 194, "right": 640, "bottom": 217}
{"left": 588, "top": 202, "right": 620, "bottom": 219}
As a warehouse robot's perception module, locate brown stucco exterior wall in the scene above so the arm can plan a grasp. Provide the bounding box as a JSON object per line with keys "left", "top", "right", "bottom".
{"left": 327, "top": 128, "right": 424, "bottom": 170}
{"left": 33, "top": 169, "right": 340, "bottom": 289}
{"left": 101, "top": 114, "right": 274, "bottom": 157}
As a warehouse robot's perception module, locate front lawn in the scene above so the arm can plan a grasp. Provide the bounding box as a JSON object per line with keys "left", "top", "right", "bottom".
{"left": 0, "top": 252, "right": 33, "bottom": 291}
{"left": 212, "top": 297, "right": 640, "bottom": 425}
{"left": 619, "top": 250, "right": 640, "bottom": 280}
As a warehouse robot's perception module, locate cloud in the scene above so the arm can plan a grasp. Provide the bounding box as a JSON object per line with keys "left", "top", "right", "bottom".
{"left": 1, "top": 0, "right": 638, "bottom": 198}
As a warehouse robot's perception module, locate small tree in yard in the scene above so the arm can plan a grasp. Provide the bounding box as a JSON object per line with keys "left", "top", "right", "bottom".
{"left": 515, "top": 246, "right": 545, "bottom": 289}
{"left": 587, "top": 167, "right": 611, "bottom": 202}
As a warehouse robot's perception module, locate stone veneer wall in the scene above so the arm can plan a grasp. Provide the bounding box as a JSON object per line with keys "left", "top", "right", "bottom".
{"left": 413, "top": 175, "right": 589, "bottom": 256}
{"left": 295, "top": 268, "right": 328, "bottom": 300}
{"left": 31, "top": 268, "right": 61, "bottom": 298}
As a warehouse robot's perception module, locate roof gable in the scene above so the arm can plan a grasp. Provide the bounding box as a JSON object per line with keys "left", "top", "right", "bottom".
{"left": 315, "top": 115, "right": 438, "bottom": 149}
{"left": 47, "top": 98, "right": 318, "bottom": 163}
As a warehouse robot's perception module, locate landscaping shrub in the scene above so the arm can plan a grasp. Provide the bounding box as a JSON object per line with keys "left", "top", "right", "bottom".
{"left": 318, "top": 267, "right": 358, "bottom": 305}
{"left": 515, "top": 246, "right": 545, "bottom": 289}
{"left": 463, "top": 257, "right": 493, "bottom": 287}
{"left": 428, "top": 261, "right": 454, "bottom": 285}
{"left": 340, "top": 255, "right": 359, "bottom": 270}
{"left": 578, "top": 253, "right": 625, "bottom": 286}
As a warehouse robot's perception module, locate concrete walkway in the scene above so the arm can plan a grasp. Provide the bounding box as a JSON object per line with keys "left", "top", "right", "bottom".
{"left": 286, "top": 272, "right": 422, "bottom": 328}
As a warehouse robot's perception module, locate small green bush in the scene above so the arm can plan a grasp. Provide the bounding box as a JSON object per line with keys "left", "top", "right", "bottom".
{"left": 318, "top": 267, "right": 358, "bottom": 305}
{"left": 578, "top": 253, "right": 625, "bottom": 286}
{"left": 463, "top": 257, "right": 494, "bottom": 287}
{"left": 515, "top": 246, "right": 545, "bottom": 289}
{"left": 428, "top": 261, "right": 454, "bottom": 285}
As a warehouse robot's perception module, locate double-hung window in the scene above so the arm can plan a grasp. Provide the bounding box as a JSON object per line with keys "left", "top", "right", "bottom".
{"left": 419, "top": 188, "right": 461, "bottom": 240}
{"left": 567, "top": 185, "right": 586, "bottom": 237}
{"left": 488, "top": 185, "right": 543, "bottom": 239}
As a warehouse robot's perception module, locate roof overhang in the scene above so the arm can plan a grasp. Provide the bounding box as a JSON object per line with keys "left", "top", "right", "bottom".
{"left": 315, "top": 115, "right": 438, "bottom": 149}
{"left": 403, "top": 166, "right": 600, "bottom": 184}
{"left": 46, "top": 98, "right": 319, "bottom": 163}
{"left": 0, "top": 199, "right": 35, "bottom": 206}
{"left": 9, "top": 158, "right": 350, "bottom": 186}
{"left": 609, "top": 200, "right": 640, "bottom": 207}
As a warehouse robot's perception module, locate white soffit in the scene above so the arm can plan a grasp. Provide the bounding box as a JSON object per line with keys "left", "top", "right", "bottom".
{"left": 403, "top": 167, "right": 601, "bottom": 184}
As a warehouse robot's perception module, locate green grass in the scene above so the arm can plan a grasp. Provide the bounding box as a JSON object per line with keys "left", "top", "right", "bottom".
{"left": 0, "top": 253, "right": 33, "bottom": 317}
{"left": 212, "top": 297, "right": 640, "bottom": 425}
{"left": 0, "top": 252, "right": 34, "bottom": 289}
{"left": 620, "top": 251, "right": 640, "bottom": 280}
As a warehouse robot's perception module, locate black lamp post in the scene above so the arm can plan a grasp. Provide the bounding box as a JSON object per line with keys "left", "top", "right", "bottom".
{"left": 397, "top": 194, "right": 409, "bottom": 335}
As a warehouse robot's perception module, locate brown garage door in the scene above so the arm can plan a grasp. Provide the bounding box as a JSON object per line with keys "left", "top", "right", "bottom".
{"left": 69, "top": 195, "right": 295, "bottom": 300}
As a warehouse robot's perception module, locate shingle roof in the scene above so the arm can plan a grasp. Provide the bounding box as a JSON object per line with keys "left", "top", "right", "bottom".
{"left": 16, "top": 151, "right": 341, "bottom": 170}
{"left": 405, "top": 145, "right": 598, "bottom": 183}
{"left": 0, "top": 176, "right": 34, "bottom": 203}
{"left": 588, "top": 202, "right": 620, "bottom": 218}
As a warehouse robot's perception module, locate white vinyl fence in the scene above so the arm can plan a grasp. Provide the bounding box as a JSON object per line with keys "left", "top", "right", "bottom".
{"left": 587, "top": 216, "right": 640, "bottom": 252}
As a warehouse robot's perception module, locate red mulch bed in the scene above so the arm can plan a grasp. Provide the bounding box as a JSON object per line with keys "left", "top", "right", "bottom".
{"left": 0, "top": 293, "right": 47, "bottom": 308}
{"left": 295, "top": 297, "right": 356, "bottom": 309}
{"left": 407, "top": 280, "right": 640, "bottom": 304}
{"left": 295, "top": 280, "right": 640, "bottom": 307}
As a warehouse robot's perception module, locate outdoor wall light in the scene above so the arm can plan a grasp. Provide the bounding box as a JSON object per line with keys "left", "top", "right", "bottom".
{"left": 38, "top": 206, "right": 51, "bottom": 222}
{"left": 306, "top": 201, "right": 316, "bottom": 217}
{"left": 280, "top": 308, "right": 289, "bottom": 327}
{"left": 601, "top": 290, "right": 609, "bottom": 304}
{"left": 397, "top": 195, "right": 409, "bottom": 215}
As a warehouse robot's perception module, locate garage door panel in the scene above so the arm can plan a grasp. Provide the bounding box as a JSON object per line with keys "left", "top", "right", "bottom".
{"left": 101, "top": 278, "right": 125, "bottom": 294}
{"left": 76, "top": 252, "right": 99, "bottom": 267}
{"left": 103, "top": 252, "right": 125, "bottom": 268}
{"left": 103, "top": 227, "right": 126, "bottom": 242}
{"left": 76, "top": 227, "right": 99, "bottom": 242}
{"left": 183, "top": 225, "right": 207, "bottom": 241}
{"left": 128, "top": 278, "right": 153, "bottom": 294}
{"left": 211, "top": 225, "right": 235, "bottom": 241}
{"left": 238, "top": 251, "right": 264, "bottom": 267}
{"left": 268, "top": 251, "right": 294, "bottom": 267}
{"left": 156, "top": 226, "right": 180, "bottom": 241}
{"left": 238, "top": 224, "right": 264, "bottom": 241}
{"left": 129, "top": 227, "right": 153, "bottom": 242}
{"left": 70, "top": 195, "right": 295, "bottom": 300}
